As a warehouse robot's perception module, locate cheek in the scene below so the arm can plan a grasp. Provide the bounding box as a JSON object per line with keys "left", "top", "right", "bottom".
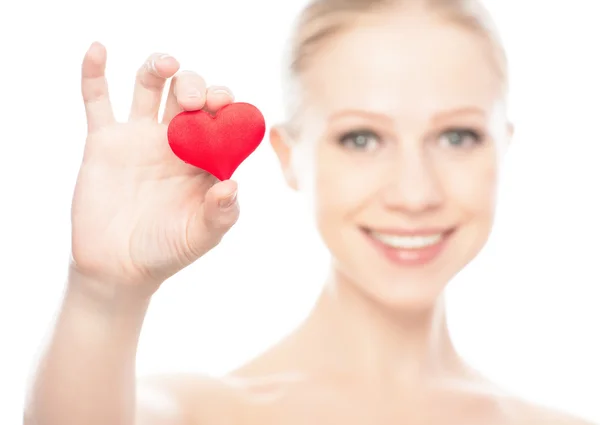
{"left": 437, "top": 148, "right": 499, "bottom": 216}
{"left": 312, "top": 146, "right": 387, "bottom": 222}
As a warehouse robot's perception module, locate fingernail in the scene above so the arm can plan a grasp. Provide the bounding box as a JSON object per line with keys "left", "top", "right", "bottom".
{"left": 188, "top": 88, "right": 204, "bottom": 98}
{"left": 210, "top": 86, "right": 234, "bottom": 99}
{"left": 146, "top": 59, "right": 159, "bottom": 75}
{"left": 219, "top": 190, "right": 238, "bottom": 209}
{"left": 147, "top": 54, "right": 172, "bottom": 75}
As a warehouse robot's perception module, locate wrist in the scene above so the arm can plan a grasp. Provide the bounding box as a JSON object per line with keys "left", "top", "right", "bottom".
{"left": 65, "top": 265, "right": 155, "bottom": 316}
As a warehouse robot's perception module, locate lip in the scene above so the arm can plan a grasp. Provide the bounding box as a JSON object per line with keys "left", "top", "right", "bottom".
{"left": 361, "top": 226, "right": 455, "bottom": 267}
{"left": 365, "top": 227, "right": 453, "bottom": 236}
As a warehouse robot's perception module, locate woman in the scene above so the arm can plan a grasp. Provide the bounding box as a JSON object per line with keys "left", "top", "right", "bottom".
{"left": 24, "top": 0, "right": 594, "bottom": 424}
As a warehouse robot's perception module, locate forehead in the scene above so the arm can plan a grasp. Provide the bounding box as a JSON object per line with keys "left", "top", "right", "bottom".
{"left": 302, "top": 12, "right": 502, "bottom": 119}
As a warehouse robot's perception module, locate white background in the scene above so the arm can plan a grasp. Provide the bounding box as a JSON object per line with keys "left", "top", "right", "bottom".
{"left": 0, "top": 1, "right": 599, "bottom": 424}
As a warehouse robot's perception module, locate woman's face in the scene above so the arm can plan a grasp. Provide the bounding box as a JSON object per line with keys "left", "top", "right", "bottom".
{"left": 272, "top": 11, "right": 512, "bottom": 310}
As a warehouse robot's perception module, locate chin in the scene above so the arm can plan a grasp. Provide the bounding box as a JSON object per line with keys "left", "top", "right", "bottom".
{"left": 331, "top": 225, "right": 490, "bottom": 313}
{"left": 352, "top": 271, "right": 451, "bottom": 314}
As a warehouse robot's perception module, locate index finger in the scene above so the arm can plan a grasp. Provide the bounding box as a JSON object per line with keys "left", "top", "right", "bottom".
{"left": 129, "top": 53, "right": 180, "bottom": 121}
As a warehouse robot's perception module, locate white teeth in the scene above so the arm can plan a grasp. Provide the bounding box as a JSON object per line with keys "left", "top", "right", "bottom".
{"left": 370, "top": 232, "right": 443, "bottom": 249}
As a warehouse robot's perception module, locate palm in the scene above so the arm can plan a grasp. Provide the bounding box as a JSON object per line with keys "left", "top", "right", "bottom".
{"left": 71, "top": 44, "right": 239, "bottom": 287}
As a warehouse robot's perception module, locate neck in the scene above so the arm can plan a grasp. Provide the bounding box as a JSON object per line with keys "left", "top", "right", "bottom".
{"left": 295, "top": 268, "right": 469, "bottom": 389}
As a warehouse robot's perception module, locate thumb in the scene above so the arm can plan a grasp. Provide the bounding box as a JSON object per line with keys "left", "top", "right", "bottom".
{"left": 187, "top": 180, "right": 240, "bottom": 255}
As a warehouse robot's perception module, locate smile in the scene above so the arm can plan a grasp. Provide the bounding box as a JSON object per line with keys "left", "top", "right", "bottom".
{"left": 362, "top": 227, "right": 455, "bottom": 266}
{"left": 369, "top": 232, "right": 443, "bottom": 249}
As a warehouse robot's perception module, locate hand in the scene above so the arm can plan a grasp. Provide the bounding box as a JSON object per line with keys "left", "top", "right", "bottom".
{"left": 70, "top": 42, "right": 240, "bottom": 295}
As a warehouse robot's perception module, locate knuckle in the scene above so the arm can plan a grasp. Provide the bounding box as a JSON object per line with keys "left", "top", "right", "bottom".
{"left": 175, "top": 70, "right": 205, "bottom": 85}
{"left": 174, "top": 71, "right": 206, "bottom": 96}
{"left": 136, "top": 68, "right": 163, "bottom": 91}
{"left": 135, "top": 63, "right": 148, "bottom": 79}
{"left": 137, "top": 52, "right": 168, "bottom": 81}
{"left": 141, "top": 54, "right": 158, "bottom": 74}
{"left": 83, "top": 82, "right": 108, "bottom": 103}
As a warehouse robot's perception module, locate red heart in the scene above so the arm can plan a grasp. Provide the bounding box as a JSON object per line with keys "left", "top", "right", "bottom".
{"left": 167, "top": 102, "right": 266, "bottom": 180}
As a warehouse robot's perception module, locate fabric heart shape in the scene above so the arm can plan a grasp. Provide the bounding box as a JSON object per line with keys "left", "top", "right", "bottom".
{"left": 167, "top": 102, "right": 266, "bottom": 180}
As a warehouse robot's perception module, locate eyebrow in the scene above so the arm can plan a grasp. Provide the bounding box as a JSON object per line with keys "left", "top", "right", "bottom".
{"left": 327, "top": 109, "right": 393, "bottom": 124}
{"left": 327, "top": 106, "right": 486, "bottom": 124}
{"left": 431, "top": 107, "right": 487, "bottom": 122}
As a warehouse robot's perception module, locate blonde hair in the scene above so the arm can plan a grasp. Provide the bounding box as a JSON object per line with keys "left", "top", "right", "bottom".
{"left": 283, "top": 0, "right": 508, "bottom": 133}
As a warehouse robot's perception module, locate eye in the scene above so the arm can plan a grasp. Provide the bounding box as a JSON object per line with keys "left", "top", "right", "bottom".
{"left": 438, "top": 128, "right": 483, "bottom": 148}
{"left": 337, "top": 130, "right": 381, "bottom": 151}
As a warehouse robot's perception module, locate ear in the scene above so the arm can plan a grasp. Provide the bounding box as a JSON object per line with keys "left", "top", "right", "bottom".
{"left": 270, "top": 124, "right": 298, "bottom": 191}
{"left": 506, "top": 121, "right": 514, "bottom": 145}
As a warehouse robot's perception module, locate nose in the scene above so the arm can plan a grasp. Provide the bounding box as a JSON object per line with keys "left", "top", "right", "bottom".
{"left": 381, "top": 146, "right": 443, "bottom": 214}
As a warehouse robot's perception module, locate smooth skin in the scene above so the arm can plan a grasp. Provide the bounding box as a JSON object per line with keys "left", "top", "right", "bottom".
{"left": 25, "top": 10, "right": 596, "bottom": 425}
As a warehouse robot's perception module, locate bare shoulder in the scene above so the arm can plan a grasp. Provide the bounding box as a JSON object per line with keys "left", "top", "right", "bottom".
{"left": 135, "top": 373, "right": 242, "bottom": 425}
{"left": 132, "top": 335, "right": 305, "bottom": 425}
{"left": 451, "top": 380, "right": 595, "bottom": 425}
{"left": 511, "top": 398, "right": 597, "bottom": 425}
